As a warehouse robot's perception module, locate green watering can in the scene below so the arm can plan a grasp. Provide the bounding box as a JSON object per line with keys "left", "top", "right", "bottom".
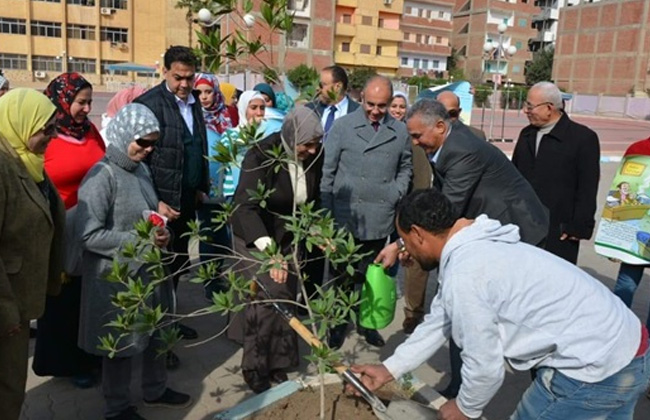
{"left": 359, "top": 263, "right": 397, "bottom": 330}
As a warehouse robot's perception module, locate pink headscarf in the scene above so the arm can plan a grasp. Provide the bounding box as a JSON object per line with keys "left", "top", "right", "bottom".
{"left": 106, "top": 86, "right": 147, "bottom": 118}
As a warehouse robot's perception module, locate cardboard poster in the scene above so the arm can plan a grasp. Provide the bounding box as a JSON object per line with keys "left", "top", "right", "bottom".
{"left": 594, "top": 155, "right": 650, "bottom": 264}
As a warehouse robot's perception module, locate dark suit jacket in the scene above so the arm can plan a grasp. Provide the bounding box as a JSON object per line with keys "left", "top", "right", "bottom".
{"left": 231, "top": 133, "right": 323, "bottom": 250}
{"left": 305, "top": 95, "right": 360, "bottom": 120}
{"left": 512, "top": 112, "right": 600, "bottom": 262}
{"left": 435, "top": 121, "right": 549, "bottom": 246}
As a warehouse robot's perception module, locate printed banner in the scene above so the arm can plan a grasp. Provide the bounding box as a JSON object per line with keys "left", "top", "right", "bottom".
{"left": 594, "top": 155, "right": 650, "bottom": 264}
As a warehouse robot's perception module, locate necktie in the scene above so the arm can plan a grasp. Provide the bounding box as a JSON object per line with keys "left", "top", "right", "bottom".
{"left": 372, "top": 121, "right": 380, "bottom": 132}
{"left": 324, "top": 105, "right": 337, "bottom": 133}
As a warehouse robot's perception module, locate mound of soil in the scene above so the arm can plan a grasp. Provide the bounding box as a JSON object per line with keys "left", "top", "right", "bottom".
{"left": 250, "top": 383, "right": 407, "bottom": 420}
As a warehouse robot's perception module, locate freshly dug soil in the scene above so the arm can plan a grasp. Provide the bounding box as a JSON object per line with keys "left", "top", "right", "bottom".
{"left": 250, "top": 382, "right": 408, "bottom": 420}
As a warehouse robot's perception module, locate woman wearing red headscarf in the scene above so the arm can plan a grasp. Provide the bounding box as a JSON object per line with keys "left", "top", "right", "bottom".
{"left": 32, "top": 72, "right": 104, "bottom": 387}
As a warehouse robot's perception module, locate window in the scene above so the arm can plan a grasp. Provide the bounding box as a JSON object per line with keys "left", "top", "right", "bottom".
{"left": 101, "top": 60, "right": 128, "bottom": 75}
{"left": 67, "top": 0, "right": 95, "bottom": 5}
{"left": 432, "top": 60, "right": 440, "bottom": 69}
{"left": 361, "top": 16, "right": 372, "bottom": 25}
{"left": 515, "top": 41, "right": 523, "bottom": 50}
{"left": 360, "top": 44, "right": 371, "bottom": 54}
{"left": 100, "top": 0, "right": 127, "bottom": 8}
{"left": 438, "top": 11, "right": 445, "bottom": 19}
{"left": 67, "top": 24, "right": 96, "bottom": 40}
{"left": 376, "top": 46, "right": 382, "bottom": 55}
{"left": 403, "top": 32, "right": 409, "bottom": 41}
{"left": 512, "top": 64, "right": 521, "bottom": 74}
{"left": 341, "top": 42, "right": 350, "bottom": 52}
{"left": 413, "top": 58, "right": 420, "bottom": 68}
{"left": 436, "top": 36, "right": 442, "bottom": 44}
{"left": 401, "top": 57, "right": 408, "bottom": 66}
{"left": 31, "top": 21, "right": 62, "bottom": 38}
{"left": 100, "top": 27, "right": 128, "bottom": 43}
{"left": 0, "top": 18, "right": 27, "bottom": 35}
{"left": 519, "top": 18, "right": 527, "bottom": 27}
{"left": 68, "top": 58, "right": 96, "bottom": 74}
{"left": 0, "top": 53, "right": 27, "bottom": 70}
{"left": 287, "top": 22, "right": 308, "bottom": 48}
{"left": 378, "top": 18, "right": 384, "bottom": 28}
{"left": 424, "top": 35, "right": 431, "bottom": 44}
{"left": 405, "top": 6, "right": 412, "bottom": 14}
{"left": 422, "top": 59, "right": 429, "bottom": 69}
{"left": 418, "top": 9, "right": 425, "bottom": 18}
{"left": 32, "top": 55, "right": 62, "bottom": 72}
{"left": 416, "top": 34, "right": 422, "bottom": 43}
{"left": 342, "top": 14, "right": 351, "bottom": 24}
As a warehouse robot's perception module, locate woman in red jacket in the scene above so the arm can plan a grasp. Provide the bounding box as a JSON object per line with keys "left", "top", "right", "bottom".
{"left": 32, "top": 72, "right": 105, "bottom": 387}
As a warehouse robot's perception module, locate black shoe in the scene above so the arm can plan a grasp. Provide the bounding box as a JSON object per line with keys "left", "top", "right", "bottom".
{"left": 71, "top": 373, "right": 96, "bottom": 389}
{"left": 270, "top": 370, "right": 288, "bottom": 384}
{"left": 144, "top": 388, "right": 192, "bottom": 409}
{"left": 328, "top": 324, "right": 348, "bottom": 350}
{"left": 243, "top": 370, "right": 271, "bottom": 394}
{"left": 166, "top": 351, "right": 180, "bottom": 370}
{"left": 358, "top": 327, "right": 385, "bottom": 347}
{"left": 402, "top": 317, "right": 423, "bottom": 335}
{"left": 177, "top": 323, "right": 198, "bottom": 340}
{"left": 106, "top": 406, "right": 147, "bottom": 420}
{"left": 438, "top": 385, "right": 459, "bottom": 400}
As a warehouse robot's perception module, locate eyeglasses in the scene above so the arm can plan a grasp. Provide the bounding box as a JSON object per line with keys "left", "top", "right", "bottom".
{"left": 135, "top": 138, "right": 157, "bottom": 148}
{"left": 523, "top": 101, "right": 552, "bottom": 111}
{"left": 42, "top": 123, "right": 57, "bottom": 136}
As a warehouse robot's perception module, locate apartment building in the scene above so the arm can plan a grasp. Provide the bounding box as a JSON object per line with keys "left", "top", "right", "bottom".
{"left": 452, "top": 0, "right": 538, "bottom": 85}
{"left": 398, "top": 0, "right": 454, "bottom": 78}
{"left": 529, "top": 0, "right": 598, "bottom": 52}
{"left": 333, "top": 0, "right": 403, "bottom": 77}
{"left": 552, "top": 0, "right": 650, "bottom": 96}
{"left": 0, "top": 0, "right": 193, "bottom": 86}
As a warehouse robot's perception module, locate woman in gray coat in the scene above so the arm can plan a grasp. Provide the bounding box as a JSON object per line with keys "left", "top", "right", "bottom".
{"left": 76, "top": 104, "right": 190, "bottom": 420}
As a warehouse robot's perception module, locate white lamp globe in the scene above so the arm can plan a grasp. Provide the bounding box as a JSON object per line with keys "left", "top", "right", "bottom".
{"left": 243, "top": 13, "right": 256, "bottom": 28}
{"left": 497, "top": 23, "right": 508, "bottom": 33}
{"left": 198, "top": 8, "right": 213, "bottom": 23}
{"left": 483, "top": 42, "right": 493, "bottom": 53}
{"left": 507, "top": 45, "right": 517, "bottom": 56}
{"left": 492, "top": 40, "right": 500, "bottom": 50}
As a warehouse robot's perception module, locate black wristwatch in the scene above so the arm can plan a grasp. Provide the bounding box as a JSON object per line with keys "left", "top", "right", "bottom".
{"left": 396, "top": 237, "right": 406, "bottom": 253}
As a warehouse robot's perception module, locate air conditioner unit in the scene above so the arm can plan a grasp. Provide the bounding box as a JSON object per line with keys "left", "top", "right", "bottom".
{"left": 100, "top": 7, "right": 114, "bottom": 15}
{"left": 384, "top": 0, "right": 393, "bottom": 5}
{"left": 34, "top": 71, "right": 47, "bottom": 79}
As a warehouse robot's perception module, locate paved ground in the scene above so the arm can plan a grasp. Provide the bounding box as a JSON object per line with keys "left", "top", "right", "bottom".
{"left": 21, "top": 162, "right": 650, "bottom": 419}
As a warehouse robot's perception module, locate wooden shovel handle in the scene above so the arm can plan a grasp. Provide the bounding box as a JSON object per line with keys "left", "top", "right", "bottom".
{"left": 287, "top": 317, "right": 347, "bottom": 374}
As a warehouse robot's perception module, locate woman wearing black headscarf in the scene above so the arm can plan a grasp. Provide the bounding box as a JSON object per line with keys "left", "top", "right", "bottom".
{"left": 229, "top": 107, "right": 324, "bottom": 393}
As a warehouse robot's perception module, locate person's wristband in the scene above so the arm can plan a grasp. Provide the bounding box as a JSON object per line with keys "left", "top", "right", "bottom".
{"left": 396, "top": 237, "right": 406, "bottom": 253}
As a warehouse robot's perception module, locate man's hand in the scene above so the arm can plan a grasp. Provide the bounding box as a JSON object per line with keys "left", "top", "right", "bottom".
{"left": 270, "top": 259, "right": 288, "bottom": 284}
{"left": 5, "top": 324, "right": 21, "bottom": 337}
{"left": 560, "top": 233, "right": 580, "bottom": 241}
{"left": 158, "top": 201, "right": 180, "bottom": 222}
{"left": 346, "top": 364, "right": 395, "bottom": 395}
{"left": 374, "top": 241, "right": 412, "bottom": 268}
{"left": 439, "top": 400, "right": 469, "bottom": 420}
{"left": 153, "top": 228, "right": 171, "bottom": 248}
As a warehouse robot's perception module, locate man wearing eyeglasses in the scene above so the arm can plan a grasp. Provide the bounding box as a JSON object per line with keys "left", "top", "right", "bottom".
{"left": 513, "top": 81, "right": 600, "bottom": 264}
{"left": 306, "top": 65, "right": 359, "bottom": 134}
{"left": 321, "top": 75, "right": 412, "bottom": 350}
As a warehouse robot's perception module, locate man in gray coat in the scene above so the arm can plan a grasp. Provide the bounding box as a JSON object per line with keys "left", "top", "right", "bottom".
{"left": 321, "top": 75, "right": 412, "bottom": 349}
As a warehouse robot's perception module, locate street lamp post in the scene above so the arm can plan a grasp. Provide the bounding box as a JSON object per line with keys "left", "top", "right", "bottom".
{"left": 483, "top": 23, "right": 517, "bottom": 142}
{"left": 196, "top": 8, "right": 255, "bottom": 83}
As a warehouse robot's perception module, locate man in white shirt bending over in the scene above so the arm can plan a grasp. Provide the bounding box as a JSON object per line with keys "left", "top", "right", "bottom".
{"left": 350, "top": 188, "right": 650, "bottom": 420}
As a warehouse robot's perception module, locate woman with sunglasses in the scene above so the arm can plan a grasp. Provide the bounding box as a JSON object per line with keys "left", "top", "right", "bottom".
{"left": 76, "top": 104, "right": 190, "bottom": 420}
{"left": 32, "top": 72, "right": 105, "bottom": 388}
{"left": 0, "top": 88, "right": 65, "bottom": 420}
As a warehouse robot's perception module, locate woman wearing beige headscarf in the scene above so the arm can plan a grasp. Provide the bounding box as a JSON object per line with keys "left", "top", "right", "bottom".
{"left": 229, "top": 107, "right": 324, "bottom": 393}
{"left": 0, "top": 88, "right": 64, "bottom": 420}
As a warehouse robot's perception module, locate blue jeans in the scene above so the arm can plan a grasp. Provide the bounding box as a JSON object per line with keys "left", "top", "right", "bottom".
{"left": 614, "top": 263, "right": 650, "bottom": 330}
{"left": 511, "top": 345, "right": 650, "bottom": 420}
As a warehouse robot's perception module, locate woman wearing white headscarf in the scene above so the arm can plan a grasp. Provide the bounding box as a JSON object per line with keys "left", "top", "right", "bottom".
{"left": 228, "top": 106, "right": 324, "bottom": 393}
{"left": 76, "top": 103, "right": 190, "bottom": 419}
{"left": 389, "top": 91, "right": 409, "bottom": 122}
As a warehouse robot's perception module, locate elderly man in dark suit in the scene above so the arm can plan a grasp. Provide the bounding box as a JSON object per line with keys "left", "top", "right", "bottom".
{"left": 321, "top": 75, "right": 412, "bottom": 349}
{"left": 376, "top": 98, "right": 549, "bottom": 399}
{"left": 513, "top": 81, "right": 600, "bottom": 264}
{"left": 306, "top": 65, "right": 359, "bottom": 135}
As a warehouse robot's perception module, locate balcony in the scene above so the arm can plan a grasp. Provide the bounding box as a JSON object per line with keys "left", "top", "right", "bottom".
{"left": 377, "top": 28, "right": 401, "bottom": 42}
{"left": 533, "top": 30, "right": 555, "bottom": 43}
{"left": 334, "top": 51, "right": 398, "bottom": 70}
{"left": 399, "top": 42, "right": 450, "bottom": 56}
{"left": 532, "top": 7, "right": 559, "bottom": 22}
{"left": 336, "top": 23, "right": 356, "bottom": 37}
{"left": 336, "top": 0, "right": 358, "bottom": 7}
{"left": 334, "top": 51, "right": 356, "bottom": 66}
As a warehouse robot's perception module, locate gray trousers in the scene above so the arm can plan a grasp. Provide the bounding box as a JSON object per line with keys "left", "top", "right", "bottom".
{"left": 102, "top": 341, "right": 167, "bottom": 417}
{"left": 0, "top": 321, "right": 29, "bottom": 420}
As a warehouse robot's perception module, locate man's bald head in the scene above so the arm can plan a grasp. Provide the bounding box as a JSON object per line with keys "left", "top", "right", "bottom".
{"left": 436, "top": 91, "right": 461, "bottom": 121}
{"left": 362, "top": 75, "right": 393, "bottom": 123}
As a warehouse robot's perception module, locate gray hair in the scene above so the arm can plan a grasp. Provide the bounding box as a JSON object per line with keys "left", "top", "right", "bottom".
{"left": 531, "top": 81, "right": 563, "bottom": 108}
{"left": 363, "top": 75, "right": 394, "bottom": 98}
{"left": 406, "top": 98, "right": 451, "bottom": 126}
